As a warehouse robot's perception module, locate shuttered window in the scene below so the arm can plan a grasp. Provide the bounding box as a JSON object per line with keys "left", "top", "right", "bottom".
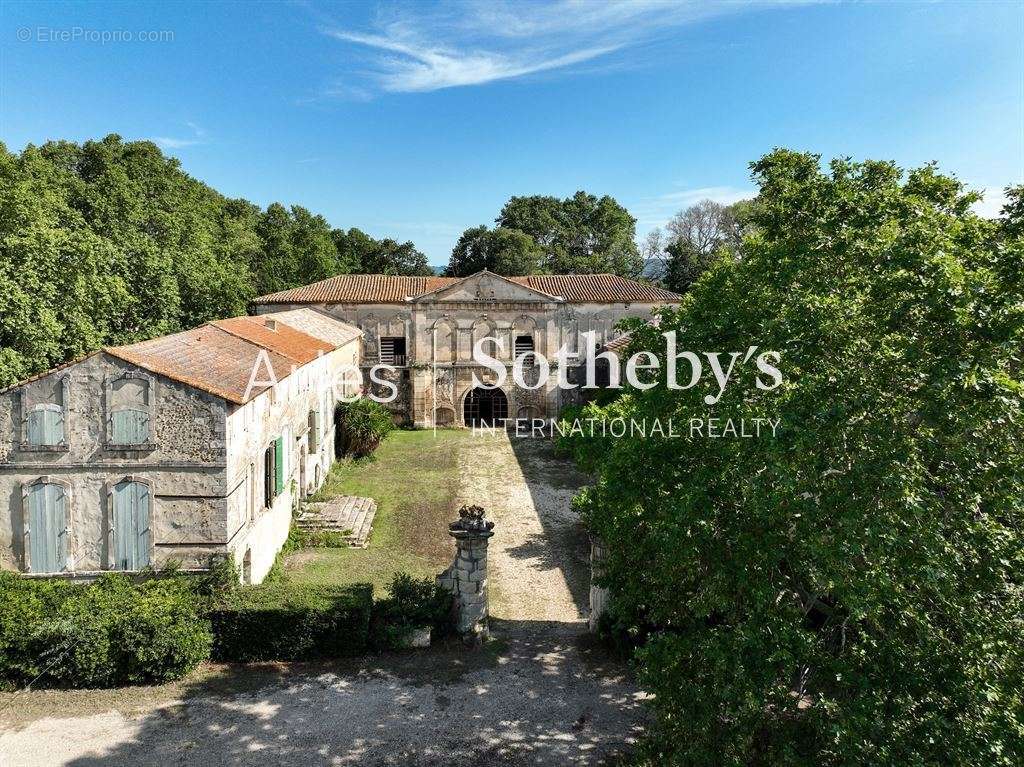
{"left": 380, "top": 337, "right": 407, "bottom": 366}
{"left": 27, "top": 404, "right": 64, "bottom": 446}
{"left": 26, "top": 482, "right": 67, "bottom": 573}
{"left": 515, "top": 335, "right": 535, "bottom": 365}
{"left": 111, "top": 408, "right": 150, "bottom": 445}
{"left": 264, "top": 443, "right": 275, "bottom": 508}
{"left": 111, "top": 480, "right": 150, "bottom": 570}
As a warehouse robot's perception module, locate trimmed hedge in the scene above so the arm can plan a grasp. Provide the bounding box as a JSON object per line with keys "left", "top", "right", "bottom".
{"left": 0, "top": 571, "right": 212, "bottom": 689}
{"left": 209, "top": 581, "right": 373, "bottom": 662}
{"left": 370, "top": 573, "right": 454, "bottom": 649}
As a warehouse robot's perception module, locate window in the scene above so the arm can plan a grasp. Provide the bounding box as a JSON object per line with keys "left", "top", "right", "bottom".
{"left": 263, "top": 436, "right": 284, "bottom": 508}
{"left": 515, "top": 335, "right": 535, "bottom": 364}
{"left": 107, "top": 373, "right": 153, "bottom": 447}
{"left": 110, "top": 479, "right": 150, "bottom": 571}
{"left": 111, "top": 407, "right": 150, "bottom": 445}
{"left": 23, "top": 479, "right": 69, "bottom": 573}
{"left": 27, "top": 404, "right": 64, "bottom": 447}
{"left": 380, "top": 336, "right": 407, "bottom": 366}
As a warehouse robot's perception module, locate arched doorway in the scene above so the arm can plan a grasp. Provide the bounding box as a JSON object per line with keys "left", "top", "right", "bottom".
{"left": 463, "top": 387, "right": 508, "bottom": 427}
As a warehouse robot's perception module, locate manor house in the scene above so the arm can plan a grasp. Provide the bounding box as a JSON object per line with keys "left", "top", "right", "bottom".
{"left": 254, "top": 270, "right": 681, "bottom": 427}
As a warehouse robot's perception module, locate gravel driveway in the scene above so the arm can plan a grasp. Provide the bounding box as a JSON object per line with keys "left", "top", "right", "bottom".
{"left": 0, "top": 432, "right": 648, "bottom": 766}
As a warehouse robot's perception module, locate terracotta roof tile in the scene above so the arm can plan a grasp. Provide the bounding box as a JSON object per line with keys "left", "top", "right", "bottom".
{"left": 510, "top": 274, "right": 681, "bottom": 303}
{"left": 259, "top": 309, "right": 362, "bottom": 348}
{"left": 211, "top": 316, "right": 334, "bottom": 364}
{"left": 254, "top": 272, "right": 681, "bottom": 305}
{"left": 106, "top": 326, "right": 297, "bottom": 405}
{"left": 254, "top": 274, "right": 456, "bottom": 305}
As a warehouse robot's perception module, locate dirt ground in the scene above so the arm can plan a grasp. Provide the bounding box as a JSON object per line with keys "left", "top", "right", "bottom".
{"left": 0, "top": 432, "right": 648, "bottom": 766}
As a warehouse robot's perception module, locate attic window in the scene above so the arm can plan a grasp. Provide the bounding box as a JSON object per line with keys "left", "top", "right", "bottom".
{"left": 265, "top": 319, "right": 278, "bottom": 331}
{"left": 380, "top": 337, "right": 407, "bottom": 366}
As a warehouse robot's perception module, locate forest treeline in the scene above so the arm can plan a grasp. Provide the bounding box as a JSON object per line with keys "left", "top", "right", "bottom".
{"left": 0, "top": 135, "right": 432, "bottom": 388}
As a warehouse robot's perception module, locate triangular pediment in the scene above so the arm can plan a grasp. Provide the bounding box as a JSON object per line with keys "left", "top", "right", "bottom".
{"left": 413, "top": 271, "right": 561, "bottom": 303}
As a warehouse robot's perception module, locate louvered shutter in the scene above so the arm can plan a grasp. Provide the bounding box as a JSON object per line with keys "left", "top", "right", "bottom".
{"left": 113, "top": 481, "right": 151, "bottom": 570}
{"left": 27, "top": 410, "right": 44, "bottom": 446}
{"left": 112, "top": 409, "right": 149, "bottom": 444}
{"left": 28, "top": 483, "right": 66, "bottom": 572}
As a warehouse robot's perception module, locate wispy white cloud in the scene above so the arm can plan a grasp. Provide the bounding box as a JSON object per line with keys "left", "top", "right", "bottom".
{"left": 153, "top": 122, "right": 207, "bottom": 150}
{"left": 322, "top": 1, "right": 808, "bottom": 95}
{"left": 632, "top": 185, "right": 755, "bottom": 231}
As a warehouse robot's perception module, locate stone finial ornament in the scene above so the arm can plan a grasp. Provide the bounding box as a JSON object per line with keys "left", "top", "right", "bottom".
{"left": 449, "top": 504, "right": 495, "bottom": 537}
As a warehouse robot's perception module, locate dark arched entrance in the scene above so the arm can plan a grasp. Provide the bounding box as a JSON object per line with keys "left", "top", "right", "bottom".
{"left": 463, "top": 387, "right": 509, "bottom": 427}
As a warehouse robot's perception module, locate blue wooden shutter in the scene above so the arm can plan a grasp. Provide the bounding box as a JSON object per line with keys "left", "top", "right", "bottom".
{"left": 43, "top": 406, "right": 63, "bottom": 445}
{"left": 113, "top": 481, "right": 150, "bottom": 569}
{"left": 27, "top": 410, "right": 44, "bottom": 445}
{"left": 28, "top": 483, "right": 65, "bottom": 572}
{"left": 113, "top": 409, "right": 149, "bottom": 445}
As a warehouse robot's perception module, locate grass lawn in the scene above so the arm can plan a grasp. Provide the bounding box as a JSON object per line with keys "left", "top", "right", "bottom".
{"left": 281, "top": 429, "right": 469, "bottom": 596}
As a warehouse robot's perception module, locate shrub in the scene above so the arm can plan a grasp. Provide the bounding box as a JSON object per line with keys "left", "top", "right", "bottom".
{"left": 574, "top": 157, "right": 1024, "bottom": 764}
{"left": 336, "top": 398, "right": 394, "bottom": 457}
{"left": 370, "top": 573, "right": 454, "bottom": 649}
{"left": 209, "top": 581, "right": 373, "bottom": 662}
{"left": 0, "top": 572, "right": 211, "bottom": 689}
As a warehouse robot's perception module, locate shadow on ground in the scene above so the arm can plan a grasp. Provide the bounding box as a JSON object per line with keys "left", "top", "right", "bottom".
{"left": 1, "top": 621, "right": 647, "bottom": 767}
{"left": 505, "top": 435, "right": 593, "bottom": 616}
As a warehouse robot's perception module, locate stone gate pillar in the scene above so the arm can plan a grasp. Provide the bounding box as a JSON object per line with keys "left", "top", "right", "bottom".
{"left": 589, "top": 536, "right": 609, "bottom": 632}
{"left": 437, "top": 504, "right": 494, "bottom": 644}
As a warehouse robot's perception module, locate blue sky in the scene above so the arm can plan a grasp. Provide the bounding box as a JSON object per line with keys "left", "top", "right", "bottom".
{"left": 2, "top": 0, "right": 1022, "bottom": 267}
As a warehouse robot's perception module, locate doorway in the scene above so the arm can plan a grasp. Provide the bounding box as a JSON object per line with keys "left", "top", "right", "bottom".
{"left": 463, "top": 386, "right": 509, "bottom": 427}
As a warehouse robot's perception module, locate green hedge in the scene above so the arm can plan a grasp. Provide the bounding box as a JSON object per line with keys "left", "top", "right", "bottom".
{"left": 0, "top": 571, "right": 212, "bottom": 689}
{"left": 209, "top": 581, "right": 373, "bottom": 662}
{"left": 370, "top": 573, "right": 454, "bottom": 649}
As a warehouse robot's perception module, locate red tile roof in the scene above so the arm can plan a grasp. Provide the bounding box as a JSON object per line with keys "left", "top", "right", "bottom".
{"left": 211, "top": 316, "right": 334, "bottom": 364}
{"left": 254, "top": 272, "right": 681, "bottom": 305}
{"left": 106, "top": 325, "right": 298, "bottom": 405}
{"left": 255, "top": 274, "right": 455, "bottom": 305}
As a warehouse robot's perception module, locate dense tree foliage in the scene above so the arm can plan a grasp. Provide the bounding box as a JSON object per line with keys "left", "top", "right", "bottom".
{"left": 444, "top": 190, "right": 642, "bottom": 277}
{"left": 444, "top": 225, "right": 543, "bottom": 276}
{"left": 562, "top": 152, "right": 1023, "bottom": 765}
{"left": 0, "top": 135, "right": 425, "bottom": 388}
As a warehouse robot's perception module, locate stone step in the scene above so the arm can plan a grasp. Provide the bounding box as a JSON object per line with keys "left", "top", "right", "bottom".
{"left": 296, "top": 495, "right": 376, "bottom": 547}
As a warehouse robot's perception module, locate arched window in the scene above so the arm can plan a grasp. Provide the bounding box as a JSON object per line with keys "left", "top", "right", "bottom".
{"left": 22, "top": 478, "right": 70, "bottom": 573}
{"left": 107, "top": 373, "right": 153, "bottom": 447}
{"left": 109, "top": 478, "right": 151, "bottom": 571}
{"left": 308, "top": 409, "right": 320, "bottom": 452}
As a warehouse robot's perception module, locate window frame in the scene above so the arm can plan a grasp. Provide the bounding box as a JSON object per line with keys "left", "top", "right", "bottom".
{"left": 21, "top": 476, "right": 73, "bottom": 573}
{"left": 105, "top": 475, "right": 155, "bottom": 571}
{"left": 19, "top": 375, "right": 70, "bottom": 453}
{"left": 379, "top": 336, "right": 407, "bottom": 366}
{"left": 105, "top": 370, "right": 157, "bottom": 450}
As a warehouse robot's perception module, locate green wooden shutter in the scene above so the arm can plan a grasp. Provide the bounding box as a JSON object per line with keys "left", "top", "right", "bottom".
{"left": 276, "top": 436, "right": 284, "bottom": 491}
{"left": 112, "top": 409, "right": 149, "bottom": 445}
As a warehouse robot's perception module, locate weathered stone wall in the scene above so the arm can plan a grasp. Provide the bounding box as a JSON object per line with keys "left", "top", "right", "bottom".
{"left": 254, "top": 277, "right": 666, "bottom": 428}
{"left": 223, "top": 338, "right": 360, "bottom": 583}
{"left": 0, "top": 353, "right": 228, "bottom": 573}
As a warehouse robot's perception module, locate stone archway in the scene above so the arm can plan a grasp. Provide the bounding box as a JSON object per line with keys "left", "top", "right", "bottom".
{"left": 463, "top": 386, "right": 508, "bottom": 427}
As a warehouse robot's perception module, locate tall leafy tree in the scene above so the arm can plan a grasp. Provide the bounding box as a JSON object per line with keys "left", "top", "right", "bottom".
{"left": 562, "top": 152, "right": 1024, "bottom": 765}
{"left": 444, "top": 225, "right": 543, "bottom": 276}
{"left": 495, "top": 190, "right": 642, "bottom": 276}
{"left": 333, "top": 227, "right": 432, "bottom": 275}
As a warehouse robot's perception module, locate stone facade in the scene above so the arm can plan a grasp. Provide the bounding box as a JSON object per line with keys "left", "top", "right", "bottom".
{"left": 0, "top": 311, "right": 361, "bottom": 584}
{"left": 256, "top": 271, "right": 679, "bottom": 426}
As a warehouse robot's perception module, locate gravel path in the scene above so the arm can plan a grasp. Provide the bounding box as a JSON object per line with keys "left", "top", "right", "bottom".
{"left": 455, "top": 432, "right": 592, "bottom": 624}
{"left": 0, "top": 432, "right": 648, "bottom": 766}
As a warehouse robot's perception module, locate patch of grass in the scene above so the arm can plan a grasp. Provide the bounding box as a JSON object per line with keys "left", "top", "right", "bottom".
{"left": 283, "top": 430, "right": 468, "bottom": 596}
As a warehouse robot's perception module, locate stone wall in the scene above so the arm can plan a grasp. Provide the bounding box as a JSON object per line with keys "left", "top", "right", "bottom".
{"left": 437, "top": 505, "right": 494, "bottom": 644}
